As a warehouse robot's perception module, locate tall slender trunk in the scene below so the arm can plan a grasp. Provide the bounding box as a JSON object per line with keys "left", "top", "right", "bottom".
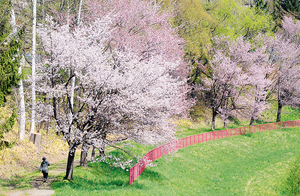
{"left": 42, "top": 0, "right": 45, "bottom": 24}
{"left": 77, "top": 0, "right": 82, "bottom": 26}
{"left": 211, "top": 107, "right": 217, "bottom": 130}
{"left": 65, "top": 149, "right": 76, "bottom": 179}
{"left": 18, "top": 56, "right": 26, "bottom": 140}
{"left": 30, "top": 0, "right": 37, "bottom": 135}
{"left": 11, "top": 4, "right": 26, "bottom": 140}
{"left": 276, "top": 79, "right": 282, "bottom": 122}
{"left": 69, "top": 0, "right": 82, "bottom": 120}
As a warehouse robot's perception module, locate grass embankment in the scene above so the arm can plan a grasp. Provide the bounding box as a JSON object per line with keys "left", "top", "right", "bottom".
{"left": 52, "top": 127, "right": 300, "bottom": 195}
{"left": 176, "top": 104, "right": 300, "bottom": 138}
{"left": 51, "top": 106, "right": 300, "bottom": 195}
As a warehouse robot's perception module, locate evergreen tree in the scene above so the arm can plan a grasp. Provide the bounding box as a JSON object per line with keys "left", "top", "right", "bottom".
{"left": 0, "top": 0, "right": 24, "bottom": 145}
{"left": 0, "top": 0, "right": 23, "bottom": 106}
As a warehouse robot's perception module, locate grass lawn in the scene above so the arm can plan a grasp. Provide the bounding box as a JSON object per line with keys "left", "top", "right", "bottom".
{"left": 52, "top": 126, "right": 300, "bottom": 195}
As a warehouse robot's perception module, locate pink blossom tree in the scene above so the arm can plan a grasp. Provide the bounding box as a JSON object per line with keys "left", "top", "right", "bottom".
{"left": 37, "top": 7, "right": 190, "bottom": 179}
{"left": 265, "top": 17, "right": 300, "bottom": 122}
{"left": 197, "top": 36, "right": 273, "bottom": 129}
{"left": 83, "top": 0, "right": 188, "bottom": 77}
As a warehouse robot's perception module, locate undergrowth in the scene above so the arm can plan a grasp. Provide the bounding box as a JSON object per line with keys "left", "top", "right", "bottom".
{"left": 0, "top": 129, "right": 68, "bottom": 179}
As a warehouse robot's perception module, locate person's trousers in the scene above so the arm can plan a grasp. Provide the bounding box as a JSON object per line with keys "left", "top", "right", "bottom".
{"left": 42, "top": 172, "right": 48, "bottom": 180}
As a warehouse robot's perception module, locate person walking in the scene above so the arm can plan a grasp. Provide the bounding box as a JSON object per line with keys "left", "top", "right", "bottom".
{"left": 39, "top": 157, "right": 50, "bottom": 182}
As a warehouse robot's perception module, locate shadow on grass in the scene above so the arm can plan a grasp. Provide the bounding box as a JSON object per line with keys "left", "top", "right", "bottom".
{"left": 242, "top": 133, "right": 253, "bottom": 137}
{"left": 52, "top": 161, "right": 166, "bottom": 192}
{"left": 139, "top": 168, "right": 166, "bottom": 183}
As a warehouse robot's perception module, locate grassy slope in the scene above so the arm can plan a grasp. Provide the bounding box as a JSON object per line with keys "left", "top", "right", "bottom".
{"left": 51, "top": 106, "right": 300, "bottom": 195}
{"left": 176, "top": 104, "right": 300, "bottom": 138}
{"left": 52, "top": 127, "right": 300, "bottom": 196}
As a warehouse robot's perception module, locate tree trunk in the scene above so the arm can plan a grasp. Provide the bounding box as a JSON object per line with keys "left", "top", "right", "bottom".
{"left": 99, "top": 142, "right": 105, "bottom": 157}
{"left": 65, "top": 150, "right": 75, "bottom": 179}
{"left": 11, "top": 4, "right": 26, "bottom": 140}
{"left": 211, "top": 108, "right": 217, "bottom": 130}
{"left": 91, "top": 146, "right": 96, "bottom": 163}
{"left": 18, "top": 64, "right": 26, "bottom": 140}
{"left": 249, "top": 116, "right": 254, "bottom": 126}
{"left": 80, "top": 142, "right": 90, "bottom": 167}
{"left": 30, "top": 0, "right": 37, "bottom": 135}
{"left": 276, "top": 79, "right": 282, "bottom": 122}
{"left": 224, "top": 120, "right": 227, "bottom": 129}
{"left": 80, "top": 150, "right": 88, "bottom": 167}
{"left": 77, "top": 0, "right": 82, "bottom": 26}
{"left": 276, "top": 99, "right": 283, "bottom": 122}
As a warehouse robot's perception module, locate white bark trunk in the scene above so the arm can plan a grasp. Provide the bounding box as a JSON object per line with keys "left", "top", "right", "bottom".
{"left": 18, "top": 56, "right": 26, "bottom": 140}
{"left": 11, "top": 2, "right": 26, "bottom": 140}
{"left": 30, "top": 0, "right": 37, "bottom": 135}
{"left": 69, "top": 0, "right": 82, "bottom": 125}
{"left": 77, "top": 0, "right": 82, "bottom": 26}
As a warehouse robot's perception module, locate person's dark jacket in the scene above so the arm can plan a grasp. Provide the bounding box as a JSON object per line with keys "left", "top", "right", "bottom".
{"left": 39, "top": 160, "right": 50, "bottom": 173}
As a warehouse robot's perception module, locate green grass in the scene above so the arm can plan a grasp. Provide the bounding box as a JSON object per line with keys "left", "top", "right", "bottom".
{"left": 176, "top": 105, "right": 300, "bottom": 138}
{"left": 0, "top": 170, "right": 40, "bottom": 191}
{"left": 52, "top": 126, "right": 300, "bottom": 195}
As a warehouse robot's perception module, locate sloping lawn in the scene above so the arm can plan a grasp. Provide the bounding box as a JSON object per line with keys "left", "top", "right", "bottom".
{"left": 52, "top": 127, "right": 300, "bottom": 195}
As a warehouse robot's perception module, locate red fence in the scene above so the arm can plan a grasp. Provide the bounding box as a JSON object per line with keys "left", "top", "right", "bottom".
{"left": 128, "top": 120, "right": 300, "bottom": 185}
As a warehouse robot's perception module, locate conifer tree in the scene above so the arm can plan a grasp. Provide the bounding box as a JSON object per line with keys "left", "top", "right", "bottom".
{"left": 0, "top": 0, "right": 23, "bottom": 141}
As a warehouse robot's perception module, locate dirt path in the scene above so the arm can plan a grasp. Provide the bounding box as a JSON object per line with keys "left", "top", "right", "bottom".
{"left": 3, "top": 159, "right": 80, "bottom": 196}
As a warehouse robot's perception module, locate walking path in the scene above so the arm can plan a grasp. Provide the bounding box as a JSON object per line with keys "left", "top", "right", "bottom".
{"left": 2, "top": 159, "right": 80, "bottom": 196}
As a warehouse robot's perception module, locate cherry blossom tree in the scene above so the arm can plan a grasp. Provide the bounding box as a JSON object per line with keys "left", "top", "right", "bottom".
{"left": 266, "top": 16, "right": 300, "bottom": 122}
{"left": 83, "top": 0, "right": 188, "bottom": 76}
{"left": 198, "top": 49, "right": 247, "bottom": 130}
{"left": 37, "top": 9, "right": 190, "bottom": 179}
{"left": 74, "top": 0, "right": 191, "bottom": 166}
{"left": 197, "top": 36, "right": 273, "bottom": 129}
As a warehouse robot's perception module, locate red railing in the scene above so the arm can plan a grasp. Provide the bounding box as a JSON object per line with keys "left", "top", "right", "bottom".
{"left": 128, "top": 120, "right": 300, "bottom": 185}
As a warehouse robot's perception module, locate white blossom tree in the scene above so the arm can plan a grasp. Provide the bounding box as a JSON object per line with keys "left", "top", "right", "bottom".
{"left": 37, "top": 11, "right": 190, "bottom": 179}
{"left": 75, "top": 0, "right": 191, "bottom": 166}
